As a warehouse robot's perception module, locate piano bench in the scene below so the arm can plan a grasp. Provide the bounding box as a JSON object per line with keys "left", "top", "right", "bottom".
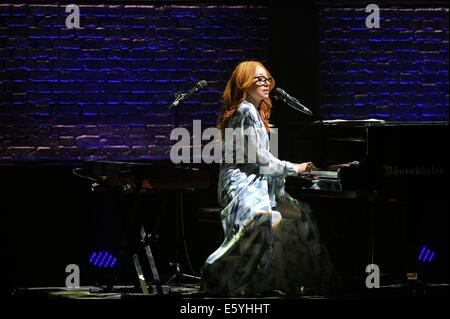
{"left": 197, "top": 207, "right": 222, "bottom": 224}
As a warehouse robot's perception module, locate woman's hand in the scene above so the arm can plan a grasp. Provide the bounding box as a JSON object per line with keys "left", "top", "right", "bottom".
{"left": 296, "top": 162, "right": 317, "bottom": 174}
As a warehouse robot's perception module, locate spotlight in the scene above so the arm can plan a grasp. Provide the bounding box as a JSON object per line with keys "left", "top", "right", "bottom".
{"left": 89, "top": 251, "right": 117, "bottom": 268}
{"left": 418, "top": 245, "right": 435, "bottom": 262}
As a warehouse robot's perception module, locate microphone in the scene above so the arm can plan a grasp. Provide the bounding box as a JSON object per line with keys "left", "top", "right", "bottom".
{"left": 169, "top": 80, "right": 208, "bottom": 109}
{"left": 273, "top": 87, "right": 313, "bottom": 116}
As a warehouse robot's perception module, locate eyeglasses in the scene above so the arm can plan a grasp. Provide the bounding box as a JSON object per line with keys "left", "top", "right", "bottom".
{"left": 253, "top": 75, "right": 273, "bottom": 85}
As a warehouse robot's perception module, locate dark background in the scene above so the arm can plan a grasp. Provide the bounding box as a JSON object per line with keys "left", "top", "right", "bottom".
{"left": 2, "top": 0, "right": 448, "bottom": 294}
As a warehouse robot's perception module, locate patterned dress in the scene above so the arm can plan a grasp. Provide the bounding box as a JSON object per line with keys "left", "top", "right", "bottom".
{"left": 200, "top": 100, "right": 337, "bottom": 296}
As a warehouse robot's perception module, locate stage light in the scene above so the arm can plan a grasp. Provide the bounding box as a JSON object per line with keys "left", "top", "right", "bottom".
{"left": 418, "top": 245, "right": 435, "bottom": 262}
{"left": 89, "top": 251, "right": 117, "bottom": 268}
{"left": 104, "top": 254, "right": 113, "bottom": 268}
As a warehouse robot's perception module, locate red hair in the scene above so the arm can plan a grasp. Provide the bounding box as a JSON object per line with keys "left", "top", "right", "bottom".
{"left": 217, "top": 61, "right": 275, "bottom": 133}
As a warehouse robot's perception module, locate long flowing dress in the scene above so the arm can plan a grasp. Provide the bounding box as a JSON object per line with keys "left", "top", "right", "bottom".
{"left": 200, "top": 100, "right": 338, "bottom": 296}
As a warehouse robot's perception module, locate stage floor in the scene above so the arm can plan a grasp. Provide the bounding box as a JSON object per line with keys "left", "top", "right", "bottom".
{"left": 11, "top": 282, "right": 448, "bottom": 300}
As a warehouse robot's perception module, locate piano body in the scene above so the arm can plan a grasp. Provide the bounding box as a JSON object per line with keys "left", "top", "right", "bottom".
{"left": 284, "top": 121, "right": 448, "bottom": 286}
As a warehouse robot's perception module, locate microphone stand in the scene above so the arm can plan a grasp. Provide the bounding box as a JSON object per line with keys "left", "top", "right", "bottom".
{"left": 171, "top": 92, "right": 182, "bottom": 127}
{"left": 165, "top": 93, "right": 201, "bottom": 285}
{"left": 169, "top": 92, "right": 184, "bottom": 112}
{"left": 273, "top": 94, "right": 314, "bottom": 116}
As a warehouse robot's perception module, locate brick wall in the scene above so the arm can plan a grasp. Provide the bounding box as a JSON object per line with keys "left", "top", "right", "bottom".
{"left": 319, "top": 5, "right": 449, "bottom": 121}
{"left": 0, "top": 3, "right": 269, "bottom": 161}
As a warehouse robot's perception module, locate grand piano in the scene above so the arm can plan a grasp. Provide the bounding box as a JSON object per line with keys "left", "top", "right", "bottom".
{"left": 283, "top": 120, "right": 448, "bottom": 286}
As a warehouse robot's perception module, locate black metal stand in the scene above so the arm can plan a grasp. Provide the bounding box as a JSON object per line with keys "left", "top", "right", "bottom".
{"left": 367, "top": 189, "right": 378, "bottom": 268}
{"left": 164, "top": 100, "right": 201, "bottom": 284}
{"left": 165, "top": 189, "right": 201, "bottom": 284}
{"left": 138, "top": 225, "right": 166, "bottom": 294}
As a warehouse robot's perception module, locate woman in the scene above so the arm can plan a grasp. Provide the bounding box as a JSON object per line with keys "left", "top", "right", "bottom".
{"left": 200, "top": 61, "right": 337, "bottom": 296}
